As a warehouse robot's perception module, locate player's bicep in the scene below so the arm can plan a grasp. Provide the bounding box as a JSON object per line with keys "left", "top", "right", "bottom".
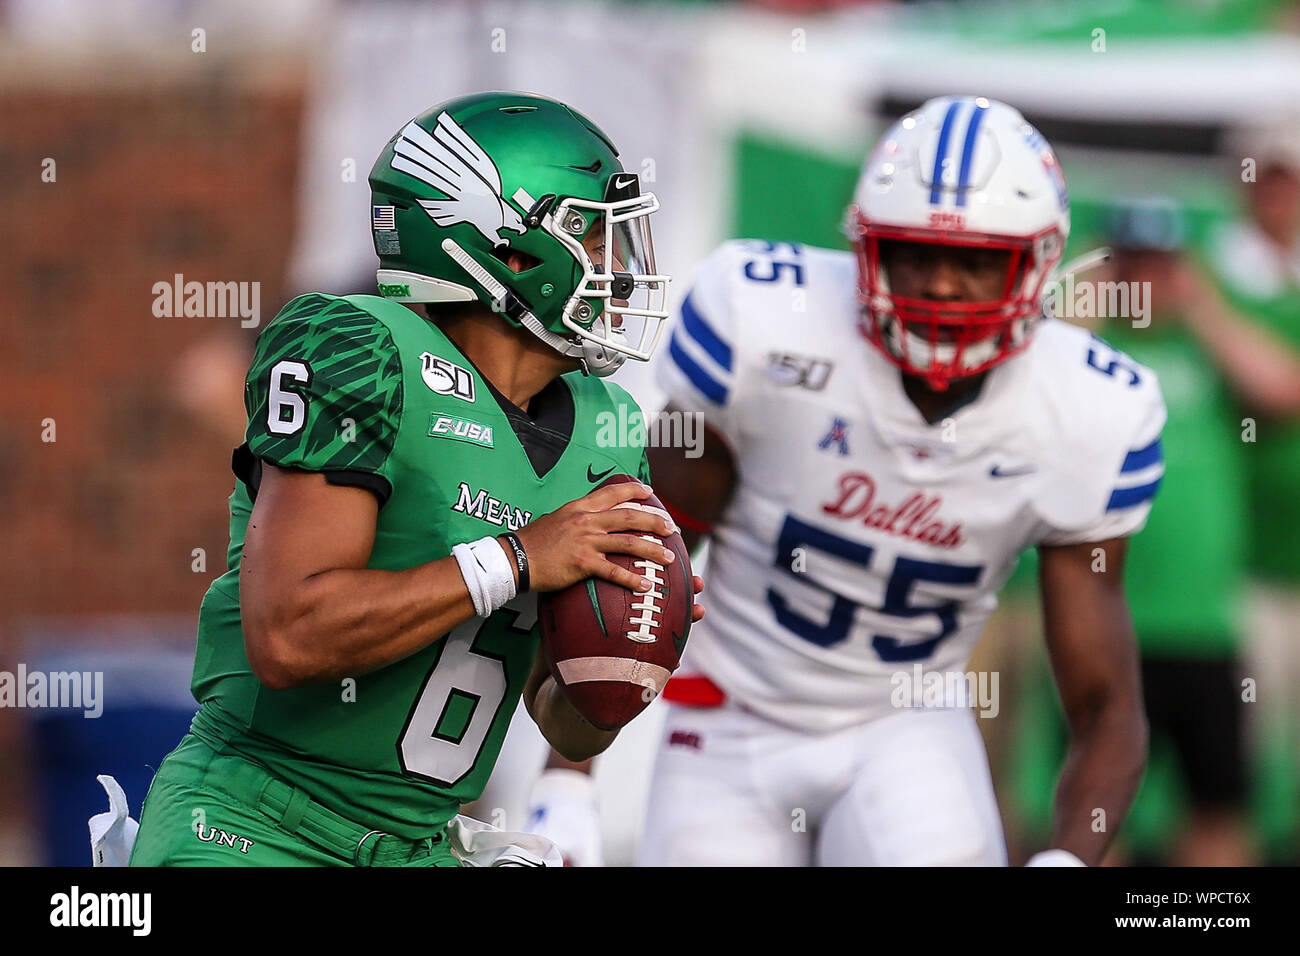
{"left": 240, "top": 466, "right": 378, "bottom": 638}
{"left": 1037, "top": 537, "right": 1143, "bottom": 729}
{"left": 646, "top": 404, "right": 737, "bottom": 551}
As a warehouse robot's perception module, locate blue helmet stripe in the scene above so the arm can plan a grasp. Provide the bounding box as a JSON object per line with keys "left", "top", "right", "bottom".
{"left": 928, "top": 100, "right": 963, "bottom": 206}
{"left": 955, "top": 100, "right": 988, "bottom": 209}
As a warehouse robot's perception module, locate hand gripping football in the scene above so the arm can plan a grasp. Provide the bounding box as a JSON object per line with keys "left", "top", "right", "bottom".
{"left": 539, "top": 474, "right": 694, "bottom": 731}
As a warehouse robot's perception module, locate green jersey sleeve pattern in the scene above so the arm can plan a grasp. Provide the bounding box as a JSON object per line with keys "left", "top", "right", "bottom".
{"left": 242, "top": 294, "right": 403, "bottom": 484}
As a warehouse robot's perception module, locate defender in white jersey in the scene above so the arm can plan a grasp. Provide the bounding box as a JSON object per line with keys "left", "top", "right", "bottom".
{"left": 638, "top": 96, "right": 1164, "bottom": 866}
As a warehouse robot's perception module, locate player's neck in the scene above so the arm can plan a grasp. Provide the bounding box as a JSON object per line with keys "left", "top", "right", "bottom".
{"left": 436, "top": 310, "right": 577, "bottom": 412}
{"left": 901, "top": 371, "right": 987, "bottom": 425}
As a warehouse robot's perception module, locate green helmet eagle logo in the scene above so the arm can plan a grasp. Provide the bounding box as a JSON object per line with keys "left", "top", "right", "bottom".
{"left": 392, "top": 113, "right": 527, "bottom": 249}
{"left": 369, "top": 92, "right": 670, "bottom": 377}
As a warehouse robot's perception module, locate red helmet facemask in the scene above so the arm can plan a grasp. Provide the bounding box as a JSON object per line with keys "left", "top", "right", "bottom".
{"left": 849, "top": 210, "right": 1064, "bottom": 392}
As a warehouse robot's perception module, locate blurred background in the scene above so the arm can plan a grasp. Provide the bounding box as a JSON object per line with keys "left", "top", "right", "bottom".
{"left": 2, "top": 0, "right": 1298, "bottom": 866}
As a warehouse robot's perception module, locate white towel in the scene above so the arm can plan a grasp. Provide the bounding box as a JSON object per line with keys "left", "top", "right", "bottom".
{"left": 89, "top": 774, "right": 139, "bottom": 867}
{"left": 445, "top": 814, "right": 563, "bottom": 867}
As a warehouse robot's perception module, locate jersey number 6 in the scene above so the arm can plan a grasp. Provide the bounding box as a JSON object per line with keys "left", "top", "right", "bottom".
{"left": 267, "top": 359, "right": 311, "bottom": 436}
{"left": 397, "top": 595, "right": 536, "bottom": 787}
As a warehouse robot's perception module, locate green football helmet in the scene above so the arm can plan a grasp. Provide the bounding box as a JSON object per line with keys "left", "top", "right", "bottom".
{"left": 369, "top": 91, "right": 670, "bottom": 376}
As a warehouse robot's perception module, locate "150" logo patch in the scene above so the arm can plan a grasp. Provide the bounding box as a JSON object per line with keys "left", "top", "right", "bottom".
{"left": 420, "top": 352, "right": 476, "bottom": 402}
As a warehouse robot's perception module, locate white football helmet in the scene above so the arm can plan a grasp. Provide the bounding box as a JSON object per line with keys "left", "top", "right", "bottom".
{"left": 846, "top": 95, "right": 1070, "bottom": 390}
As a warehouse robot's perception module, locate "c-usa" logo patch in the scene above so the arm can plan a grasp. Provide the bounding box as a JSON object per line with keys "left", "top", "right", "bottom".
{"left": 428, "top": 414, "right": 494, "bottom": 448}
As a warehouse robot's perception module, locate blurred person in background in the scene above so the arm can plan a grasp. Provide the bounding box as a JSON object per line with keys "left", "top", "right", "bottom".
{"left": 1205, "top": 121, "right": 1300, "bottom": 860}
{"left": 630, "top": 97, "right": 1164, "bottom": 867}
{"left": 1097, "top": 197, "right": 1299, "bottom": 866}
{"left": 170, "top": 333, "right": 253, "bottom": 449}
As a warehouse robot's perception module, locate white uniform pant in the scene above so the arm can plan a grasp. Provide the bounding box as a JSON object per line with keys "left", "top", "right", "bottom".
{"left": 638, "top": 700, "right": 1007, "bottom": 866}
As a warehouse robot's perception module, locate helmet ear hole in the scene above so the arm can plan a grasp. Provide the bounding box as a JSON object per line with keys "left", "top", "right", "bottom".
{"left": 491, "top": 247, "right": 542, "bottom": 273}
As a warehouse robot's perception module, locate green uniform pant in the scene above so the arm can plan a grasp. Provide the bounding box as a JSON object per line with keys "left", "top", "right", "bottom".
{"left": 129, "top": 734, "right": 459, "bottom": 867}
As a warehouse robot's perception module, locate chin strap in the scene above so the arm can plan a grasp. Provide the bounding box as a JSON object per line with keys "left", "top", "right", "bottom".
{"left": 574, "top": 317, "right": 628, "bottom": 377}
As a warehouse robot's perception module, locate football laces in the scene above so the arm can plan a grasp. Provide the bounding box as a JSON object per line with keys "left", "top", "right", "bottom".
{"left": 614, "top": 502, "right": 672, "bottom": 644}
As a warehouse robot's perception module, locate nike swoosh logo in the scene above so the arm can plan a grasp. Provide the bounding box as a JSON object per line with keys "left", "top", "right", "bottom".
{"left": 990, "top": 464, "right": 1037, "bottom": 478}
{"left": 587, "top": 464, "right": 617, "bottom": 483}
{"left": 612, "top": 175, "right": 636, "bottom": 190}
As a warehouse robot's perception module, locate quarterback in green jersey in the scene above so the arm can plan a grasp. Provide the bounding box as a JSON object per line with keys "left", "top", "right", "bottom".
{"left": 129, "top": 92, "right": 703, "bottom": 867}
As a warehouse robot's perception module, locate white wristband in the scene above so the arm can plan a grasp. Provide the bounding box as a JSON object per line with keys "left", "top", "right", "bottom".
{"left": 452, "top": 535, "right": 517, "bottom": 617}
{"left": 1025, "top": 849, "right": 1087, "bottom": 867}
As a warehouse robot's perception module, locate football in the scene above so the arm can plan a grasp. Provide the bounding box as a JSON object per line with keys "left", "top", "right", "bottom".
{"left": 539, "top": 473, "right": 694, "bottom": 731}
